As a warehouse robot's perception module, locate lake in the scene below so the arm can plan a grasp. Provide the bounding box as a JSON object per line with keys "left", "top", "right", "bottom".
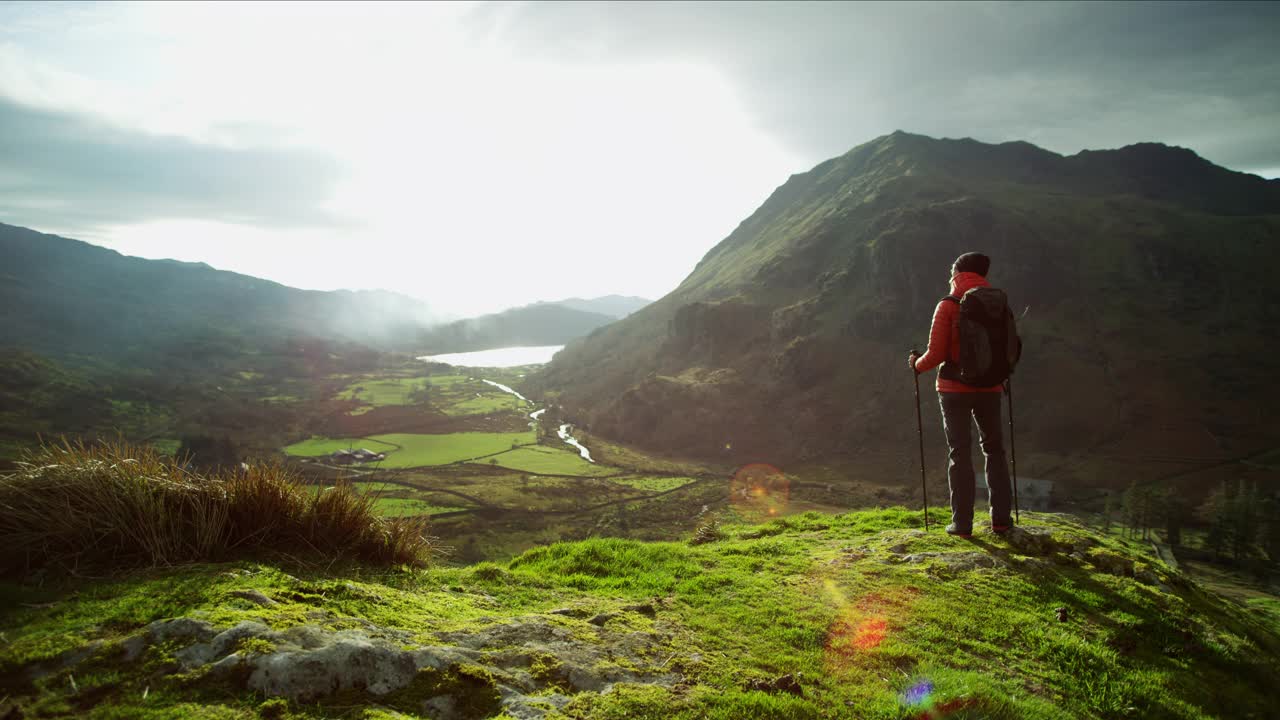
{"left": 417, "top": 345, "right": 564, "bottom": 368}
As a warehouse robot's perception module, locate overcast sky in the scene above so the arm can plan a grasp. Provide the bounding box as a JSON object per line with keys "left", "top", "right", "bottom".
{"left": 2, "top": 1, "right": 1277, "bottom": 316}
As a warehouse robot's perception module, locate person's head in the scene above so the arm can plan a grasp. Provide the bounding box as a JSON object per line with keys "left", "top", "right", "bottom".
{"left": 950, "top": 252, "right": 990, "bottom": 278}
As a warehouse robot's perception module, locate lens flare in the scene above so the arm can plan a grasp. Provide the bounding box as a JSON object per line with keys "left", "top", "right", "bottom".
{"left": 729, "top": 463, "right": 789, "bottom": 520}
{"left": 901, "top": 680, "right": 934, "bottom": 706}
{"left": 822, "top": 583, "right": 923, "bottom": 672}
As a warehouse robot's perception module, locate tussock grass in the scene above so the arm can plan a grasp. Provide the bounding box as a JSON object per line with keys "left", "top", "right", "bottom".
{"left": 0, "top": 440, "right": 435, "bottom": 576}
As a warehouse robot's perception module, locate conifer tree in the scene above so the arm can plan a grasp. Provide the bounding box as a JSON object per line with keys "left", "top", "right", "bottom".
{"left": 1231, "top": 480, "right": 1259, "bottom": 561}
{"left": 1122, "top": 481, "right": 1142, "bottom": 539}
{"left": 1259, "top": 493, "right": 1280, "bottom": 566}
{"left": 1102, "top": 491, "right": 1116, "bottom": 534}
{"left": 1202, "top": 481, "right": 1232, "bottom": 558}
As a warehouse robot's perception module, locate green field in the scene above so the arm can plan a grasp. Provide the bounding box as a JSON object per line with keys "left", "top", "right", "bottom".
{"left": 305, "top": 483, "right": 464, "bottom": 517}
{"left": 442, "top": 392, "right": 525, "bottom": 416}
{"left": 372, "top": 497, "right": 466, "bottom": 517}
{"left": 337, "top": 377, "right": 427, "bottom": 406}
{"left": 485, "top": 444, "right": 617, "bottom": 476}
{"left": 608, "top": 475, "right": 698, "bottom": 492}
{"left": 285, "top": 432, "right": 535, "bottom": 468}
{"left": 283, "top": 436, "right": 400, "bottom": 457}
{"left": 426, "top": 374, "right": 468, "bottom": 386}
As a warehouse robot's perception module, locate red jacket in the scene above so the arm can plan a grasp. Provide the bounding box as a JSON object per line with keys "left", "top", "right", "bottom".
{"left": 913, "top": 271, "right": 1003, "bottom": 393}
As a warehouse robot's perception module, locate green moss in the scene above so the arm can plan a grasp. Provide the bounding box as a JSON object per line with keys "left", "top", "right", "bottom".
{"left": 1, "top": 510, "right": 1277, "bottom": 719}
{"left": 235, "top": 637, "right": 275, "bottom": 657}
{"left": 383, "top": 665, "right": 502, "bottom": 718}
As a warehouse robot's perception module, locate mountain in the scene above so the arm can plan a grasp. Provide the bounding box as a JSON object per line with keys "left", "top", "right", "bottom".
{"left": 548, "top": 294, "right": 652, "bottom": 318}
{"left": 414, "top": 302, "right": 618, "bottom": 354}
{"left": 0, "top": 222, "right": 444, "bottom": 362}
{"left": 528, "top": 132, "right": 1280, "bottom": 490}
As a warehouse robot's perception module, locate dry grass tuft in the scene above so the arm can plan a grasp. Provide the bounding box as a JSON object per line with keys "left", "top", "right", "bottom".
{"left": 0, "top": 439, "right": 435, "bottom": 576}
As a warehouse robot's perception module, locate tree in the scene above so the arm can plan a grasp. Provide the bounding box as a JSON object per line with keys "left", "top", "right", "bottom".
{"left": 1102, "top": 491, "right": 1116, "bottom": 534}
{"left": 1230, "top": 480, "right": 1260, "bottom": 561}
{"left": 1163, "top": 490, "right": 1192, "bottom": 547}
{"left": 408, "top": 381, "right": 431, "bottom": 405}
{"left": 1122, "top": 481, "right": 1159, "bottom": 539}
{"left": 1201, "top": 481, "right": 1234, "bottom": 559}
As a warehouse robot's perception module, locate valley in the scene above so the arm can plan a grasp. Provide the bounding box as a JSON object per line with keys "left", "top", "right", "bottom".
{"left": 258, "top": 351, "right": 878, "bottom": 563}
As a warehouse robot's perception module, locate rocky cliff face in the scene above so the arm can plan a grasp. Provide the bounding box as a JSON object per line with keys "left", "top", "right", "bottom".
{"left": 529, "top": 132, "right": 1280, "bottom": 482}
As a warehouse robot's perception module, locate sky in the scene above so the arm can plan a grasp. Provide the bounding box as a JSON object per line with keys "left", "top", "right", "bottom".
{"left": 2, "top": 1, "right": 1278, "bottom": 317}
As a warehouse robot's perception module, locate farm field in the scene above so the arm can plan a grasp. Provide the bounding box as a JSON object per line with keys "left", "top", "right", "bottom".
{"left": 606, "top": 475, "right": 698, "bottom": 492}
{"left": 371, "top": 497, "right": 466, "bottom": 517}
{"left": 337, "top": 377, "right": 427, "bottom": 406}
{"left": 282, "top": 436, "right": 399, "bottom": 457}
{"left": 485, "top": 444, "right": 617, "bottom": 476}
{"left": 334, "top": 372, "right": 523, "bottom": 417}
{"left": 441, "top": 392, "right": 525, "bottom": 416}
{"left": 286, "top": 431, "right": 535, "bottom": 468}
{"left": 274, "top": 362, "right": 745, "bottom": 561}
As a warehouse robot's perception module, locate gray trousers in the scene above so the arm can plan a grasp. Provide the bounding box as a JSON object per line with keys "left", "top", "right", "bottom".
{"left": 939, "top": 391, "right": 1012, "bottom": 530}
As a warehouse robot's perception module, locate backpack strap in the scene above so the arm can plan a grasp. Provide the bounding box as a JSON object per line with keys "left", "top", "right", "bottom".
{"left": 941, "top": 295, "right": 960, "bottom": 305}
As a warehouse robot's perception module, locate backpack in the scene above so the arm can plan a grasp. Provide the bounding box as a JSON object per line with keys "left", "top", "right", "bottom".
{"left": 938, "top": 287, "right": 1022, "bottom": 387}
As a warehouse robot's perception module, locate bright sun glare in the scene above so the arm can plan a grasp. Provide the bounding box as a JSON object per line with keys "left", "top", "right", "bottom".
{"left": 4, "top": 1, "right": 799, "bottom": 316}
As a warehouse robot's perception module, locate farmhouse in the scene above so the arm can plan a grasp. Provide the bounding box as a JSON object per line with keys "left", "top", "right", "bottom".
{"left": 328, "top": 448, "right": 387, "bottom": 465}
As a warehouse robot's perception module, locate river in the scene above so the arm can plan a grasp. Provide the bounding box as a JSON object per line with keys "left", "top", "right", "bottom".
{"left": 557, "top": 423, "right": 594, "bottom": 463}
{"left": 470, "top": 379, "right": 594, "bottom": 463}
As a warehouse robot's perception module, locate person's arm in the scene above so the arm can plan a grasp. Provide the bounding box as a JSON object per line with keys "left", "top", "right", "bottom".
{"left": 913, "top": 300, "right": 953, "bottom": 373}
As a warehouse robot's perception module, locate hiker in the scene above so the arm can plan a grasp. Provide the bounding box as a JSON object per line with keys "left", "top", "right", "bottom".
{"left": 909, "top": 252, "right": 1016, "bottom": 538}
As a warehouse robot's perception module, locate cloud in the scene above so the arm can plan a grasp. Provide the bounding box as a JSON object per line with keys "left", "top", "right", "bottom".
{"left": 0, "top": 95, "right": 347, "bottom": 235}
{"left": 468, "top": 1, "right": 1280, "bottom": 173}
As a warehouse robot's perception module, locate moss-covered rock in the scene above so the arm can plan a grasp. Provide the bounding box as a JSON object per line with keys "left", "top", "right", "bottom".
{"left": 1, "top": 510, "right": 1277, "bottom": 719}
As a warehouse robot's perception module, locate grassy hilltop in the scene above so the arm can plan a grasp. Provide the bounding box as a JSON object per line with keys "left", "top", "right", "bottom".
{"left": 2, "top": 451, "right": 1278, "bottom": 719}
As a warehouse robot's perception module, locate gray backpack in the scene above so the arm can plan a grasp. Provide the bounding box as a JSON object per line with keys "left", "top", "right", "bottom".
{"left": 938, "top": 287, "right": 1021, "bottom": 387}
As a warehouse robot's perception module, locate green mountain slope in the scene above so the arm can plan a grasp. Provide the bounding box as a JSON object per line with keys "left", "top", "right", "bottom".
{"left": 528, "top": 133, "right": 1280, "bottom": 487}
{"left": 2, "top": 510, "right": 1276, "bottom": 719}
{"left": 0, "top": 222, "right": 444, "bottom": 362}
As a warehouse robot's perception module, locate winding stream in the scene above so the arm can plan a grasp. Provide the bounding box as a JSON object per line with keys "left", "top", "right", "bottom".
{"left": 557, "top": 423, "right": 594, "bottom": 463}
{"left": 479, "top": 382, "right": 593, "bottom": 463}
{"left": 481, "top": 379, "right": 529, "bottom": 403}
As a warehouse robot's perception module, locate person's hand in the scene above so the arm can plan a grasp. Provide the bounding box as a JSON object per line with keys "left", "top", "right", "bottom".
{"left": 908, "top": 351, "right": 920, "bottom": 372}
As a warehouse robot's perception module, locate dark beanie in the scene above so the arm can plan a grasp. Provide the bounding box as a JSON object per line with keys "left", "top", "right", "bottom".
{"left": 952, "top": 252, "right": 990, "bottom": 277}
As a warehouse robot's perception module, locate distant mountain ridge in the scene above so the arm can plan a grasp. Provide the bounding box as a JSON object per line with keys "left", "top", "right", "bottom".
{"left": 413, "top": 303, "right": 617, "bottom": 354}
{"left": 540, "top": 295, "right": 651, "bottom": 319}
{"left": 0, "top": 222, "right": 445, "bottom": 362}
{"left": 528, "top": 132, "right": 1280, "bottom": 488}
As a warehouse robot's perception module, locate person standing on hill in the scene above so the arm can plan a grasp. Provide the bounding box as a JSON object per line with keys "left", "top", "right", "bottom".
{"left": 908, "top": 252, "right": 1015, "bottom": 538}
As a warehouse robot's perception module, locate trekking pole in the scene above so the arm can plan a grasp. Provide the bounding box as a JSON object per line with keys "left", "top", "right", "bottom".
{"left": 911, "top": 350, "right": 930, "bottom": 531}
{"left": 1006, "top": 377, "right": 1020, "bottom": 525}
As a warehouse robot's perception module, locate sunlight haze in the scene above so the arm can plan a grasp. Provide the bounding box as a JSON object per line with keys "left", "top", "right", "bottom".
{"left": 0, "top": 1, "right": 799, "bottom": 316}
{"left": 3, "top": 1, "right": 1278, "bottom": 316}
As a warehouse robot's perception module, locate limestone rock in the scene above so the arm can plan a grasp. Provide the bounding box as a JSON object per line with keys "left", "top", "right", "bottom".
{"left": 228, "top": 589, "right": 277, "bottom": 607}
{"left": 248, "top": 634, "right": 419, "bottom": 701}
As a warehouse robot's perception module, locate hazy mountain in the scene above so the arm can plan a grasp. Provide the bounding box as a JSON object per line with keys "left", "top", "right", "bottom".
{"left": 528, "top": 132, "right": 1280, "bottom": 488}
{"left": 545, "top": 295, "right": 652, "bottom": 318}
{"left": 414, "top": 303, "right": 617, "bottom": 354}
{"left": 0, "top": 222, "right": 444, "bottom": 362}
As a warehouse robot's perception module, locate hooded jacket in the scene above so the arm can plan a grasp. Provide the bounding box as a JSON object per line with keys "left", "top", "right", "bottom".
{"left": 913, "top": 271, "right": 1004, "bottom": 393}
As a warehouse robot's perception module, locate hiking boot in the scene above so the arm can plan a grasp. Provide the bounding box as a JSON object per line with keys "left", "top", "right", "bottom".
{"left": 991, "top": 524, "right": 1012, "bottom": 534}
{"left": 945, "top": 523, "right": 972, "bottom": 538}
